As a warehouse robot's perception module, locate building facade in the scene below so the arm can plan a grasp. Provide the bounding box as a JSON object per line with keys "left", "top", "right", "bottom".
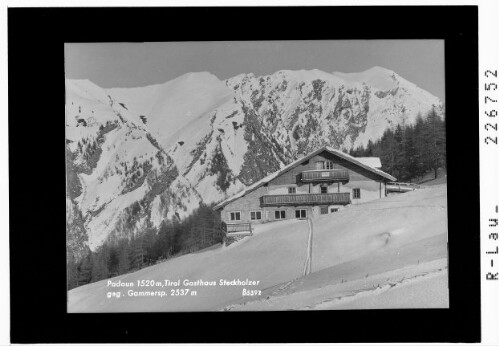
{"left": 214, "top": 146, "right": 396, "bottom": 226}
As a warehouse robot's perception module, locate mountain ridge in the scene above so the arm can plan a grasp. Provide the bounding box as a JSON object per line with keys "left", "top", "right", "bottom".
{"left": 66, "top": 67, "right": 443, "bottom": 257}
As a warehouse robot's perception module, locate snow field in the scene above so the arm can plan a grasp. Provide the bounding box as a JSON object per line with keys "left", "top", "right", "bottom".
{"left": 68, "top": 185, "right": 448, "bottom": 312}
{"left": 68, "top": 218, "right": 310, "bottom": 312}
{"left": 229, "top": 259, "right": 447, "bottom": 311}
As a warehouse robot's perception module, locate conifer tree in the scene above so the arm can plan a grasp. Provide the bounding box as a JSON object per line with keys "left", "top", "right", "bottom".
{"left": 142, "top": 227, "right": 158, "bottom": 264}
{"left": 412, "top": 113, "right": 426, "bottom": 178}
{"left": 67, "top": 252, "right": 79, "bottom": 289}
{"left": 129, "top": 235, "right": 144, "bottom": 270}
{"left": 117, "top": 239, "right": 131, "bottom": 274}
{"left": 107, "top": 246, "right": 119, "bottom": 277}
{"left": 90, "top": 245, "right": 109, "bottom": 282}
{"left": 424, "top": 107, "right": 446, "bottom": 179}
{"left": 402, "top": 125, "right": 418, "bottom": 181}
{"left": 349, "top": 108, "right": 445, "bottom": 182}
{"left": 78, "top": 253, "right": 93, "bottom": 285}
{"left": 365, "top": 140, "right": 374, "bottom": 156}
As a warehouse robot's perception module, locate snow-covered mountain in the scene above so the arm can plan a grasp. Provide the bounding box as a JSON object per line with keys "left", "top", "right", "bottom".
{"left": 65, "top": 79, "right": 202, "bottom": 257}
{"left": 66, "top": 67, "right": 443, "bottom": 257}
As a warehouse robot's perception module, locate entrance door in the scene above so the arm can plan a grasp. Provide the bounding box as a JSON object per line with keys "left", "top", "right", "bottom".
{"left": 295, "top": 209, "right": 307, "bottom": 219}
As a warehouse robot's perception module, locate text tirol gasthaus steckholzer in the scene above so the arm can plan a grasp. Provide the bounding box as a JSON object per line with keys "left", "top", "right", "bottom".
{"left": 105, "top": 278, "right": 262, "bottom": 299}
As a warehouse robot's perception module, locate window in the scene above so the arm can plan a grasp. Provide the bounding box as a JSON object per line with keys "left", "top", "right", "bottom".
{"left": 275, "top": 210, "right": 286, "bottom": 219}
{"left": 288, "top": 187, "right": 296, "bottom": 194}
{"left": 320, "top": 207, "right": 328, "bottom": 215}
{"left": 250, "top": 211, "right": 262, "bottom": 220}
{"left": 295, "top": 209, "right": 307, "bottom": 219}
{"left": 353, "top": 188, "right": 361, "bottom": 199}
{"left": 229, "top": 211, "right": 241, "bottom": 221}
{"left": 324, "top": 160, "right": 334, "bottom": 169}
{"left": 330, "top": 208, "right": 339, "bottom": 213}
{"left": 320, "top": 186, "right": 328, "bottom": 194}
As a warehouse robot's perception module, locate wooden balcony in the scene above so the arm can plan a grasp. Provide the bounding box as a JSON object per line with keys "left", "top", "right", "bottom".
{"left": 301, "top": 169, "right": 349, "bottom": 183}
{"left": 261, "top": 193, "right": 351, "bottom": 206}
{"left": 222, "top": 222, "right": 253, "bottom": 234}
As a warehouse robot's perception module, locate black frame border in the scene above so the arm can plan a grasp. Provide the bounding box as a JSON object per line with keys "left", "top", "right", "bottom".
{"left": 8, "top": 6, "right": 480, "bottom": 343}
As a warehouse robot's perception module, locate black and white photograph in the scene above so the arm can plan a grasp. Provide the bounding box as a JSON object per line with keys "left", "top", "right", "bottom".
{"left": 65, "top": 40, "right": 449, "bottom": 312}
{"left": 7, "top": 4, "right": 488, "bottom": 344}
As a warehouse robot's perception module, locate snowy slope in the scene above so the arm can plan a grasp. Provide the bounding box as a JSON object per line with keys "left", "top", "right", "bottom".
{"left": 68, "top": 185, "right": 448, "bottom": 312}
{"left": 66, "top": 79, "right": 202, "bottom": 253}
{"left": 108, "top": 72, "right": 234, "bottom": 149}
{"left": 108, "top": 73, "right": 250, "bottom": 204}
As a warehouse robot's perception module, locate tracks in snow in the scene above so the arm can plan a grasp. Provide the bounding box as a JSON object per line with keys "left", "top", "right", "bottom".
{"left": 301, "top": 265, "right": 447, "bottom": 310}
{"left": 302, "top": 217, "right": 314, "bottom": 277}
{"left": 224, "top": 219, "right": 315, "bottom": 311}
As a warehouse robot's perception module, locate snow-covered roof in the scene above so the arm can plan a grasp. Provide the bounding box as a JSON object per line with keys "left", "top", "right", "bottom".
{"left": 213, "top": 146, "right": 396, "bottom": 210}
{"left": 355, "top": 157, "right": 382, "bottom": 169}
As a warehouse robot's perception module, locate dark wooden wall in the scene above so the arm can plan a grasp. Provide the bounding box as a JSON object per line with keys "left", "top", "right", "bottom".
{"left": 269, "top": 151, "right": 386, "bottom": 187}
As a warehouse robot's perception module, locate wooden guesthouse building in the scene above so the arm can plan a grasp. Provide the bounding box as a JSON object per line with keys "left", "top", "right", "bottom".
{"left": 213, "top": 146, "right": 396, "bottom": 234}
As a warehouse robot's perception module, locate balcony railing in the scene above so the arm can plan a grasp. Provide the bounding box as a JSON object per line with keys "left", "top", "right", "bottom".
{"left": 301, "top": 169, "right": 349, "bottom": 182}
{"left": 261, "top": 193, "right": 351, "bottom": 206}
{"left": 222, "top": 222, "right": 253, "bottom": 234}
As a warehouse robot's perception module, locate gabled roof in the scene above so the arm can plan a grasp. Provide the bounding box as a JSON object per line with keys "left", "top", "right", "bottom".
{"left": 356, "top": 157, "right": 382, "bottom": 169}
{"left": 213, "top": 146, "right": 396, "bottom": 210}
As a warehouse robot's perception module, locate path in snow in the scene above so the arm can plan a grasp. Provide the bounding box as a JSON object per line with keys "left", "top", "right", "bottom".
{"left": 302, "top": 218, "right": 314, "bottom": 276}
{"left": 226, "top": 259, "right": 448, "bottom": 310}
{"left": 323, "top": 267, "right": 448, "bottom": 310}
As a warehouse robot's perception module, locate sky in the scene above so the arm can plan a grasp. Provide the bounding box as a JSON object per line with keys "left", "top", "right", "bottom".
{"left": 65, "top": 40, "right": 445, "bottom": 101}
